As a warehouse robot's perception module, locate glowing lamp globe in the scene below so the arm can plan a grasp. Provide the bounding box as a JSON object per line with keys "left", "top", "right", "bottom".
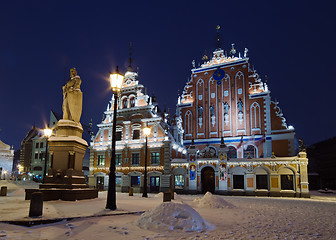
{"left": 143, "top": 127, "right": 151, "bottom": 137}
{"left": 44, "top": 128, "right": 52, "bottom": 137}
{"left": 110, "top": 70, "right": 124, "bottom": 92}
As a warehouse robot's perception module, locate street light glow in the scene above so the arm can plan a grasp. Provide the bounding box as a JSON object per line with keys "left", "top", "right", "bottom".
{"left": 143, "top": 126, "right": 151, "bottom": 137}
{"left": 110, "top": 67, "right": 125, "bottom": 92}
{"left": 44, "top": 128, "right": 52, "bottom": 137}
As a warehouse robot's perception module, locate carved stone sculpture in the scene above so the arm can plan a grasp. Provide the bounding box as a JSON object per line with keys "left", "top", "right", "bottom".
{"left": 62, "top": 68, "right": 83, "bottom": 122}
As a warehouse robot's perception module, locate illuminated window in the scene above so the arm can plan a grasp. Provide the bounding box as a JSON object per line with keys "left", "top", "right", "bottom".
{"left": 131, "top": 176, "right": 140, "bottom": 186}
{"left": 244, "top": 145, "right": 256, "bottom": 158}
{"left": 151, "top": 152, "right": 160, "bottom": 165}
{"left": 175, "top": 175, "right": 185, "bottom": 189}
{"left": 97, "top": 154, "right": 105, "bottom": 166}
{"left": 116, "top": 176, "right": 122, "bottom": 186}
{"left": 132, "top": 153, "right": 140, "bottom": 165}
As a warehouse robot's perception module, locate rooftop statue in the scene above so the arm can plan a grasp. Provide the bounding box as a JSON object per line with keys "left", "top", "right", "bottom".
{"left": 62, "top": 68, "right": 83, "bottom": 123}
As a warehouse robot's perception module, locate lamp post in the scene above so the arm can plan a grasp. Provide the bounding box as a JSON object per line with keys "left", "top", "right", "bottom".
{"left": 142, "top": 125, "right": 151, "bottom": 198}
{"left": 43, "top": 127, "right": 52, "bottom": 182}
{"left": 106, "top": 66, "right": 124, "bottom": 210}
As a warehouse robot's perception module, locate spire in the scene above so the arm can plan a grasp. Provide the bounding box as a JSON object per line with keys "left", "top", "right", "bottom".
{"left": 216, "top": 25, "right": 222, "bottom": 50}
{"left": 127, "top": 42, "right": 133, "bottom": 72}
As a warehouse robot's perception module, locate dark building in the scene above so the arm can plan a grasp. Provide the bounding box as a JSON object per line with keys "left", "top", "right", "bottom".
{"left": 307, "top": 137, "right": 336, "bottom": 190}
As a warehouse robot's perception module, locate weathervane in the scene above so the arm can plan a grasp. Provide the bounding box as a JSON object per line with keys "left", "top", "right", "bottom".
{"left": 216, "top": 25, "right": 221, "bottom": 50}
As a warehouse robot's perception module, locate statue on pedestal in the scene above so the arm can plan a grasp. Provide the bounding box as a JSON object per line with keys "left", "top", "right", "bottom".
{"left": 62, "top": 68, "right": 83, "bottom": 123}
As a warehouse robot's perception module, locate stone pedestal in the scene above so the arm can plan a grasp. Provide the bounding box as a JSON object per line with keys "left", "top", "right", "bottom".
{"left": 25, "top": 120, "right": 98, "bottom": 201}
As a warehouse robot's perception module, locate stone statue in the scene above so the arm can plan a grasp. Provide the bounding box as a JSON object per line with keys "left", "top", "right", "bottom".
{"left": 298, "top": 138, "right": 306, "bottom": 152}
{"left": 62, "top": 68, "right": 83, "bottom": 122}
{"left": 237, "top": 99, "right": 243, "bottom": 113}
{"left": 223, "top": 102, "right": 230, "bottom": 115}
{"left": 198, "top": 105, "right": 203, "bottom": 118}
{"left": 210, "top": 104, "right": 215, "bottom": 117}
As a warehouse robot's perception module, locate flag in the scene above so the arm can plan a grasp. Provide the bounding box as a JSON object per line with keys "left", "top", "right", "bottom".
{"left": 256, "top": 135, "right": 266, "bottom": 146}
{"left": 237, "top": 135, "right": 244, "bottom": 149}
{"left": 244, "top": 135, "right": 256, "bottom": 150}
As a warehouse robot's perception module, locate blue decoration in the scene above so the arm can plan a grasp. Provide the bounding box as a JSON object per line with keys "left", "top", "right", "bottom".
{"left": 213, "top": 67, "right": 225, "bottom": 81}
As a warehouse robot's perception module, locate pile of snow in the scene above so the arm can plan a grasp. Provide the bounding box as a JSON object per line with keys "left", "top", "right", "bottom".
{"left": 193, "top": 192, "right": 234, "bottom": 208}
{"left": 136, "top": 202, "right": 213, "bottom": 232}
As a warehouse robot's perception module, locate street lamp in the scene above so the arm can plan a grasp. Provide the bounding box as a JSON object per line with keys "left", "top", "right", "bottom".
{"left": 142, "top": 125, "right": 151, "bottom": 198}
{"left": 106, "top": 66, "right": 124, "bottom": 210}
{"left": 43, "top": 127, "right": 52, "bottom": 182}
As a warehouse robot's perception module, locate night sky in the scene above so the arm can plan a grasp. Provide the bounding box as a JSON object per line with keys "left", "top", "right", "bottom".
{"left": 0, "top": 1, "right": 335, "bottom": 150}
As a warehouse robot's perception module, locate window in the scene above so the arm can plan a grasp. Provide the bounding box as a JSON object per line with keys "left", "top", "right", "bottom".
{"left": 122, "top": 98, "right": 128, "bottom": 109}
{"left": 130, "top": 97, "right": 135, "bottom": 107}
{"left": 33, "top": 166, "right": 42, "bottom": 171}
{"left": 244, "top": 145, "right": 256, "bottom": 158}
{"left": 116, "top": 154, "right": 122, "bottom": 166}
{"left": 40, "top": 142, "right": 44, "bottom": 148}
{"left": 151, "top": 152, "right": 160, "bottom": 165}
{"left": 131, "top": 176, "right": 140, "bottom": 186}
{"left": 281, "top": 175, "right": 294, "bottom": 190}
{"left": 227, "top": 146, "right": 237, "bottom": 159}
{"left": 35, "top": 153, "right": 38, "bottom": 159}
{"left": 133, "top": 129, "right": 140, "bottom": 140}
{"left": 116, "top": 131, "right": 122, "bottom": 141}
{"left": 256, "top": 175, "right": 268, "bottom": 189}
{"left": 175, "top": 175, "right": 185, "bottom": 189}
{"left": 132, "top": 153, "right": 140, "bottom": 165}
{"left": 233, "top": 175, "right": 244, "bottom": 189}
{"left": 39, "top": 153, "right": 43, "bottom": 160}
{"left": 35, "top": 143, "right": 39, "bottom": 148}
{"left": 116, "top": 176, "right": 122, "bottom": 186}
{"left": 97, "top": 154, "right": 105, "bottom": 166}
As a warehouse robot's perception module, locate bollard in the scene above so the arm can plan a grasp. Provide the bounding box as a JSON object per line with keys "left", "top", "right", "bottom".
{"left": 163, "top": 192, "right": 171, "bottom": 202}
{"left": 29, "top": 192, "right": 43, "bottom": 218}
{"left": 170, "top": 189, "right": 175, "bottom": 200}
{"left": 129, "top": 187, "right": 133, "bottom": 196}
{"left": 0, "top": 186, "right": 7, "bottom": 196}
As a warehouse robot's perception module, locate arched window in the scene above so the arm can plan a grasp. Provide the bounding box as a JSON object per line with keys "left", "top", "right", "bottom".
{"left": 250, "top": 102, "right": 261, "bottom": 130}
{"left": 244, "top": 145, "right": 256, "bottom": 158}
{"left": 122, "top": 98, "right": 128, "bottom": 109}
{"left": 185, "top": 111, "right": 192, "bottom": 135}
{"left": 227, "top": 146, "right": 237, "bottom": 159}
{"left": 130, "top": 97, "right": 135, "bottom": 107}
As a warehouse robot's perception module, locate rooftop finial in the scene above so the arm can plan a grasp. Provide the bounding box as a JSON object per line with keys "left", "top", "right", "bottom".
{"left": 202, "top": 50, "right": 208, "bottom": 63}
{"left": 216, "top": 25, "right": 221, "bottom": 50}
{"left": 127, "top": 42, "right": 133, "bottom": 72}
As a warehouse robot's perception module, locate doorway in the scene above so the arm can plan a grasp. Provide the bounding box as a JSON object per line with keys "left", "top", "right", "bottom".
{"left": 201, "top": 167, "right": 215, "bottom": 193}
{"left": 96, "top": 176, "right": 104, "bottom": 191}
{"left": 150, "top": 176, "right": 160, "bottom": 192}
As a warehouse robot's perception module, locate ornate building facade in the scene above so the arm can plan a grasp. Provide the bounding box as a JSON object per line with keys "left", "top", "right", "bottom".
{"left": 171, "top": 43, "right": 309, "bottom": 197}
{"left": 88, "top": 68, "right": 184, "bottom": 193}
{"left": 0, "top": 139, "right": 14, "bottom": 179}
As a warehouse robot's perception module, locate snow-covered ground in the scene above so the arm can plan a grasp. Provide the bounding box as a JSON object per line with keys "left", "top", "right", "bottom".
{"left": 0, "top": 180, "right": 335, "bottom": 240}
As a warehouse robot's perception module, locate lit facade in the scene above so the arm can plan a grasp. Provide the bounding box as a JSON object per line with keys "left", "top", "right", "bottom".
{"left": 88, "top": 69, "right": 183, "bottom": 193}
{"left": 0, "top": 140, "right": 14, "bottom": 179}
{"left": 171, "top": 45, "right": 309, "bottom": 197}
